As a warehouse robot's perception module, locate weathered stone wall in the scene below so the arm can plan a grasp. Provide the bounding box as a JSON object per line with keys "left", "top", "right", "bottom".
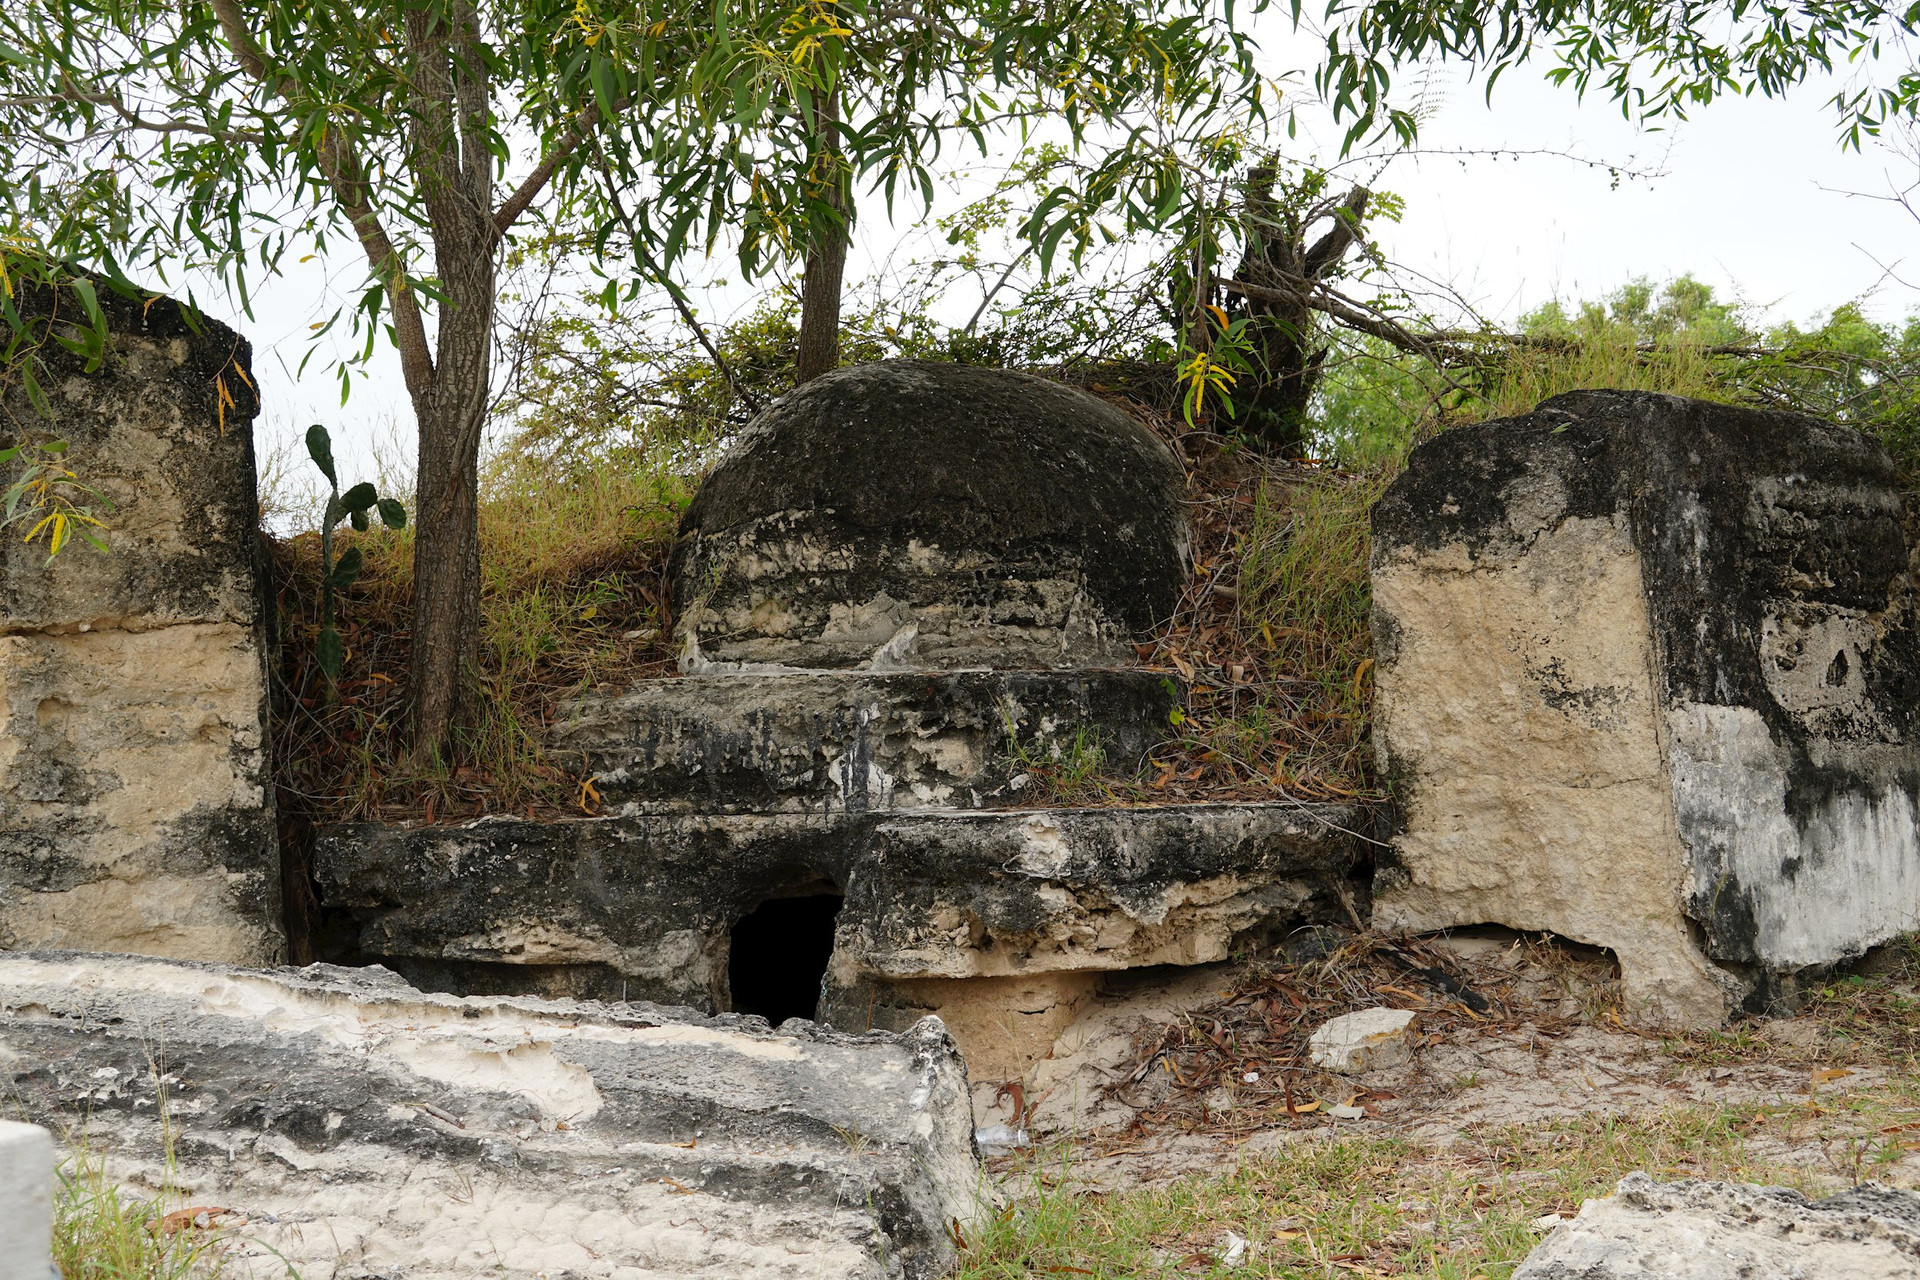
{"left": 549, "top": 668, "right": 1176, "bottom": 814}
{"left": 1372, "top": 390, "right": 1920, "bottom": 1024}
{"left": 0, "top": 286, "right": 280, "bottom": 965}
{"left": 314, "top": 802, "right": 1368, "bottom": 1014}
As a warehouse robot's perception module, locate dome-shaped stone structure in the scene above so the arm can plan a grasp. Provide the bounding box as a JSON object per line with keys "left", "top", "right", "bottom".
{"left": 672, "top": 360, "right": 1189, "bottom": 670}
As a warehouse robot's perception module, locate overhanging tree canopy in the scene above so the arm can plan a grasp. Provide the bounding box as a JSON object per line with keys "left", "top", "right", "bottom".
{"left": 0, "top": 0, "right": 764, "bottom": 755}
{"left": 589, "top": 0, "right": 1279, "bottom": 383}
{"left": 1312, "top": 0, "right": 1920, "bottom": 147}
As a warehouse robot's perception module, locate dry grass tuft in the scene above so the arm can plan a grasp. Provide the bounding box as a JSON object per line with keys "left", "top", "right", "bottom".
{"left": 271, "top": 451, "right": 690, "bottom": 826}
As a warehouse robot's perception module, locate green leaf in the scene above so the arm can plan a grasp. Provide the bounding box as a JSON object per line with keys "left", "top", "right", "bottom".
{"left": 329, "top": 545, "right": 363, "bottom": 591}
{"left": 20, "top": 363, "right": 49, "bottom": 418}
{"left": 350, "top": 507, "right": 370, "bottom": 532}
{"left": 3, "top": 477, "right": 32, "bottom": 521}
{"left": 306, "top": 424, "right": 338, "bottom": 487}
{"left": 376, "top": 497, "right": 407, "bottom": 530}
{"left": 341, "top": 481, "right": 377, "bottom": 512}
{"left": 71, "top": 277, "right": 105, "bottom": 335}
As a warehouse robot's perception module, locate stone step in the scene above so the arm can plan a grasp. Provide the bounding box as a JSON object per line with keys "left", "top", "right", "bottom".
{"left": 547, "top": 668, "right": 1176, "bottom": 814}
{"left": 313, "top": 801, "right": 1373, "bottom": 1048}
{"left": 0, "top": 952, "right": 978, "bottom": 1280}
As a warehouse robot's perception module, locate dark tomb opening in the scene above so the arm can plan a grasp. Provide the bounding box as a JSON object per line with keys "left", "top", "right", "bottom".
{"left": 729, "top": 893, "right": 844, "bottom": 1026}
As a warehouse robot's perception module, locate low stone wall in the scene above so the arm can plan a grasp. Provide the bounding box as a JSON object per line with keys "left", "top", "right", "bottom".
{"left": 550, "top": 667, "right": 1175, "bottom": 814}
{"left": 0, "top": 285, "right": 279, "bottom": 965}
{"left": 314, "top": 801, "right": 1368, "bottom": 1015}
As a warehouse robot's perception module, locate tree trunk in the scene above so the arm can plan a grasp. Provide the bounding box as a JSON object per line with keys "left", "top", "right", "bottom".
{"left": 794, "top": 89, "right": 845, "bottom": 385}
{"left": 407, "top": 370, "right": 485, "bottom": 762}
{"left": 1228, "top": 172, "right": 1369, "bottom": 458}
{"left": 404, "top": 2, "right": 495, "bottom": 762}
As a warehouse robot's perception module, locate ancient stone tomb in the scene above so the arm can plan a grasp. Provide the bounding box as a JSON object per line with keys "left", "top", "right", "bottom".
{"left": 314, "top": 361, "right": 1369, "bottom": 1079}
{"left": 1373, "top": 390, "right": 1920, "bottom": 1025}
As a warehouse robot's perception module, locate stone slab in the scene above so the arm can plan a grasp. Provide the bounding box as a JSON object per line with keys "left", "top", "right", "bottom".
{"left": 313, "top": 802, "right": 1368, "bottom": 1021}
{"left": 1515, "top": 1173, "right": 1920, "bottom": 1279}
{"left": 1307, "top": 1007, "right": 1418, "bottom": 1074}
{"left": 0, "top": 951, "right": 979, "bottom": 1279}
{"left": 0, "top": 1121, "right": 52, "bottom": 1280}
{"left": 549, "top": 668, "right": 1175, "bottom": 814}
{"left": 1371, "top": 390, "right": 1920, "bottom": 1024}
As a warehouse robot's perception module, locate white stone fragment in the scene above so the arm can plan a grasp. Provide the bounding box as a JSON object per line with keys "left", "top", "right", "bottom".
{"left": 1515, "top": 1173, "right": 1920, "bottom": 1279}
{"left": 1308, "top": 1007, "right": 1418, "bottom": 1074}
{"left": 0, "top": 1121, "right": 53, "bottom": 1280}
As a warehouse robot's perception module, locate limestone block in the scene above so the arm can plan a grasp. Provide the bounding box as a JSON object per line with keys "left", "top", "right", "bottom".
{"left": 1371, "top": 391, "right": 1920, "bottom": 1024}
{"left": 1514, "top": 1173, "right": 1920, "bottom": 1279}
{"left": 312, "top": 802, "right": 1367, "bottom": 1070}
{"left": 1, "top": 287, "right": 265, "bottom": 632}
{"left": 0, "top": 625, "right": 278, "bottom": 963}
{"left": 672, "top": 361, "right": 1190, "bottom": 670}
{"left": 0, "top": 1121, "right": 53, "bottom": 1280}
{"left": 1, "top": 285, "right": 278, "bottom": 965}
{"left": 0, "top": 951, "right": 980, "bottom": 1280}
{"left": 838, "top": 805, "right": 1366, "bottom": 982}
{"left": 551, "top": 668, "right": 1175, "bottom": 814}
{"left": 1307, "top": 1007, "right": 1418, "bottom": 1073}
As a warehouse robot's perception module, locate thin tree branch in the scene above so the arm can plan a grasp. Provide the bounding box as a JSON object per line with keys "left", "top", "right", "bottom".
{"left": 592, "top": 150, "right": 765, "bottom": 415}
{"left": 964, "top": 244, "right": 1034, "bottom": 333}
{"left": 210, "top": 0, "right": 435, "bottom": 394}
{"left": 494, "top": 99, "right": 617, "bottom": 234}
{"left": 0, "top": 91, "right": 271, "bottom": 142}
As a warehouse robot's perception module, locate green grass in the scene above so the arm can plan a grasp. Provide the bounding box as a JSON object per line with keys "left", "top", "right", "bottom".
{"left": 956, "top": 1091, "right": 1910, "bottom": 1279}
{"left": 957, "top": 946, "right": 1920, "bottom": 1279}
{"left": 1235, "top": 471, "right": 1383, "bottom": 762}
{"left": 1475, "top": 334, "right": 1741, "bottom": 422}
{"left": 52, "top": 1149, "right": 231, "bottom": 1280}
{"left": 1001, "top": 710, "right": 1113, "bottom": 804}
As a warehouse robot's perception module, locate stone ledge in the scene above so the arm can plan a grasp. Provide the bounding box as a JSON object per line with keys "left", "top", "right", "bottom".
{"left": 0, "top": 951, "right": 978, "bottom": 1280}
{"left": 548, "top": 667, "right": 1176, "bottom": 814}
{"left": 313, "top": 801, "right": 1371, "bottom": 1014}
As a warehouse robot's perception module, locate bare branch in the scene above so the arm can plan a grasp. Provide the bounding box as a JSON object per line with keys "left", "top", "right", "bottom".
{"left": 592, "top": 149, "right": 764, "bottom": 415}
{"left": 0, "top": 91, "right": 271, "bottom": 143}
{"left": 494, "top": 99, "right": 612, "bottom": 234}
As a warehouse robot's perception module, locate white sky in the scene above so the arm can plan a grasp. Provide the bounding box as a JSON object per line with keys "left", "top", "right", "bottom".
{"left": 208, "top": 37, "right": 1920, "bottom": 494}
